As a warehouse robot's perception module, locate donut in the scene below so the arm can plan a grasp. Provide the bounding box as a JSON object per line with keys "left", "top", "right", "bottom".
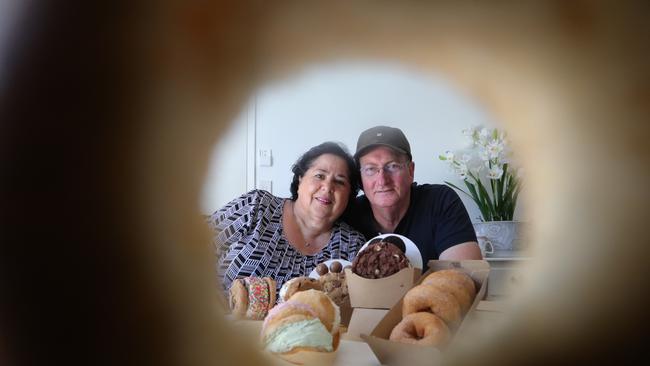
{"left": 261, "top": 291, "right": 342, "bottom": 355}
{"left": 389, "top": 312, "right": 450, "bottom": 347}
{"left": 266, "top": 277, "right": 277, "bottom": 308}
{"left": 245, "top": 277, "right": 273, "bottom": 320}
{"left": 421, "top": 270, "right": 476, "bottom": 314}
{"left": 402, "top": 284, "right": 462, "bottom": 329}
{"left": 422, "top": 269, "right": 476, "bottom": 298}
{"left": 262, "top": 313, "right": 334, "bottom": 353}
{"left": 278, "top": 276, "right": 322, "bottom": 303}
{"left": 261, "top": 300, "right": 318, "bottom": 336}
{"left": 228, "top": 276, "right": 276, "bottom": 320}
{"left": 288, "top": 289, "right": 340, "bottom": 335}
{"left": 228, "top": 278, "right": 249, "bottom": 318}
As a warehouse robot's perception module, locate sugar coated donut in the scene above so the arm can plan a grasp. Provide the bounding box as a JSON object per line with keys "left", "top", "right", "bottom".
{"left": 402, "top": 284, "right": 462, "bottom": 329}
{"left": 422, "top": 269, "right": 476, "bottom": 298}
{"left": 389, "top": 312, "right": 450, "bottom": 347}
{"left": 421, "top": 270, "right": 476, "bottom": 314}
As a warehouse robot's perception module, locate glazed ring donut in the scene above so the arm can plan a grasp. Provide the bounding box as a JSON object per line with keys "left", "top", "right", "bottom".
{"left": 401, "top": 284, "right": 462, "bottom": 329}
{"left": 389, "top": 312, "right": 450, "bottom": 347}
{"left": 421, "top": 270, "right": 476, "bottom": 314}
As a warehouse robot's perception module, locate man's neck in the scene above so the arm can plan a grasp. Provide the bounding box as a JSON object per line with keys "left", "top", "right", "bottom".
{"left": 370, "top": 197, "right": 410, "bottom": 234}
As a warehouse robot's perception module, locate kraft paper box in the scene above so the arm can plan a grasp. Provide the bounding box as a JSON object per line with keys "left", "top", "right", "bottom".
{"left": 361, "top": 260, "right": 490, "bottom": 366}
{"left": 343, "top": 266, "right": 421, "bottom": 340}
{"left": 345, "top": 266, "right": 422, "bottom": 309}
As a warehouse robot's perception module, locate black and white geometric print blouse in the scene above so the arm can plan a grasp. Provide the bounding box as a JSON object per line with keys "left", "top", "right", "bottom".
{"left": 207, "top": 189, "right": 366, "bottom": 295}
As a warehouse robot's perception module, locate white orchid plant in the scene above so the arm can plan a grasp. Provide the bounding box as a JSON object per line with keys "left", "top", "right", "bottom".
{"left": 439, "top": 126, "right": 521, "bottom": 222}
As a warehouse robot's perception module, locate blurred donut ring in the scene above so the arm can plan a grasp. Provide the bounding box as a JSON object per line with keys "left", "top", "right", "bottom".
{"left": 421, "top": 270, "right": 476, "bottom": 314}
{"left": 389, "top": 312, "right": 450, "bottom": 347}
{"left": 402, "top": 284, "right": 462, "bottom": 329}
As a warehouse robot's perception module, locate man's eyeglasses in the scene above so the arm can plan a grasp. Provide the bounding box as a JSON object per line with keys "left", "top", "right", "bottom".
{"left": 360, "top": 162, "right": 407, "bottom": 177}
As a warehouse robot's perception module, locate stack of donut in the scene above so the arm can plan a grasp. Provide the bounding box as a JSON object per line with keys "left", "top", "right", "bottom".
{"left": 389, "top": 269, "right": 477, "bottom": 347}
{"left": 261, "top": 289, "right": 341, "bottom": 362}
{"left": 228, "top": 276, "right": 277, "bottom": 320}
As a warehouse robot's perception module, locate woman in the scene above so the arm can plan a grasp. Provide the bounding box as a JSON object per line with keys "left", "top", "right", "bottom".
{"left": 207, "top": 142, "right": 366, "bottom": 295}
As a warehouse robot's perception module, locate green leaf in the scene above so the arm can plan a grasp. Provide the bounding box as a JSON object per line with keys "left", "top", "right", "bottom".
{"left": 444, "top": 181, "right": 472, "bottom": 199}
{"left": 470, "top": 172, "right": 495, "bottom": 221}
{"left": 465, "top": 181, "right": 490, "bottom": 221}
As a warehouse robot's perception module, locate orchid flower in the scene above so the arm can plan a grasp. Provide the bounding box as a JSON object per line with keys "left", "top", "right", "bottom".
{"left": 438, "top": 126, "right": 522, "bottom": 222}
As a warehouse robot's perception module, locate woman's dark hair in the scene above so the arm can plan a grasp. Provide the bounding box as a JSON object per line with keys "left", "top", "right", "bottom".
{"left": 289, "top": 142, "right": 360, "bottom": 217}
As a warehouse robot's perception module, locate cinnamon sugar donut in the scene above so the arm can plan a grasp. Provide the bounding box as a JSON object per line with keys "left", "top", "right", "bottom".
{"left": 389, "top": 312, "right": 450, "bottom": 347}
{"left": 422, "top": 269, "right": 476, "bottom": 297}
{"left": 402, "top": 284, "right": 462, "bottom": 329}
{"left": 421, "top": 270, "right": 476, "bottom": 314}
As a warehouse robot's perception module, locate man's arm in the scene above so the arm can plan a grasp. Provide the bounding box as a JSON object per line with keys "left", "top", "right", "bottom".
{"left": 439, "top": 241, "right": 483, "bottom": 260}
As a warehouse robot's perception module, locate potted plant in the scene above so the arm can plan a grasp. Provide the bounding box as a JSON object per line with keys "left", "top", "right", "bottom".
{"left": 439, "top": 126, "right": 524, "bottom": 251}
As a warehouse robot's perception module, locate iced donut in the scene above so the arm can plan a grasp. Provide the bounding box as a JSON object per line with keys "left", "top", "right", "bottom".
{"left": 261, "top": 290, "right": 341, "bottom": 356}
{"left": 288, "top": 289, "right": 341, "bottom": 335}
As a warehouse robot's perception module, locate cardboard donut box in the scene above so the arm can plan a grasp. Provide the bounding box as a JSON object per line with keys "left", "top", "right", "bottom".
{"left": 343, "top": 266, "right": 421, "bottom": 339}
{"left": 358, "top": 260, "right": 490, "bottom": 365}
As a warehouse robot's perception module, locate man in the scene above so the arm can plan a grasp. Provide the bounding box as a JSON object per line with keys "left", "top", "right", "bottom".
{"left": 347, "top": 125, "right": 482, "bottom": 266}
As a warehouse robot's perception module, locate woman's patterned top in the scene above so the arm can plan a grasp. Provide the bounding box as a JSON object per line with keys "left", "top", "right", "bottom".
{"left": 207, "top": 189, "right": 366, "bottom": 295}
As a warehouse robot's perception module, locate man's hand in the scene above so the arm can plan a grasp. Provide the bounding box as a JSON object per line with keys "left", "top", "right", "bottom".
{"left": 439, "top": 241, "right": 483, "bottom": 260}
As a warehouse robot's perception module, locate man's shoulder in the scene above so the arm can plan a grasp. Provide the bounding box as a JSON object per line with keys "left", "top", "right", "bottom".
{"left": 412, "top": 183, "right": 455, "bottom": 197}
{"left": 409, "top": 183, "right": 463, "bottom": 215}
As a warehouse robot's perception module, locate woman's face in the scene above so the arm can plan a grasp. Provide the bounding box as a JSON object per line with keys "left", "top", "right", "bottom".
{"left": 296, "top": 153, "right": 351, "bottom": 224}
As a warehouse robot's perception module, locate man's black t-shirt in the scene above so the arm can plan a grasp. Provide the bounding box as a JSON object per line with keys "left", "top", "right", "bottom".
{"left": 346, "top": 183, "right": 477, "bottom": 269}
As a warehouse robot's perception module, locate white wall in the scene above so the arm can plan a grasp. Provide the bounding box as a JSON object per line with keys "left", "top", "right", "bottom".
{"left": 200, "top": 107, "right": 251, "bottom": 214}
{"left": 202, "top": 61, "right": 523, "bottom": 222}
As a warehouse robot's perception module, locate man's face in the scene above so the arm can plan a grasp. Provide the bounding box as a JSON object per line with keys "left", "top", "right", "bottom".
{"left": 358, "top": 146, "right": 414, "bottom": 209}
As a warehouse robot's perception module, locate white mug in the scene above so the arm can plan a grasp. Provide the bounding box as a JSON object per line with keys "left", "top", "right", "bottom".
{"left": 476, "top": 236, "right": 494, "bottom": 257}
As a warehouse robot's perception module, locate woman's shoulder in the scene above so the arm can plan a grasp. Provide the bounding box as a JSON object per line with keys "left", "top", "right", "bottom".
{"left": 231, "top": 189, "right": 282, "bottom": 206}
{"left": 248, "top": 189, "right": 284, "bottom": 208}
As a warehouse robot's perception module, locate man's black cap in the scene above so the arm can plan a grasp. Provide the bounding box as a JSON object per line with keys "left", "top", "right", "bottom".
{"left": 354, "top": 125, "right": 412, "bottom": 161}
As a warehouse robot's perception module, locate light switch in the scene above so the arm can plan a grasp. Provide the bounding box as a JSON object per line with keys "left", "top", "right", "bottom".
{"left": 259, "top": 149, "right": 272, "bottom": 167}
{"left": 259, "top": 180, "right": 272, "bottom": 193}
